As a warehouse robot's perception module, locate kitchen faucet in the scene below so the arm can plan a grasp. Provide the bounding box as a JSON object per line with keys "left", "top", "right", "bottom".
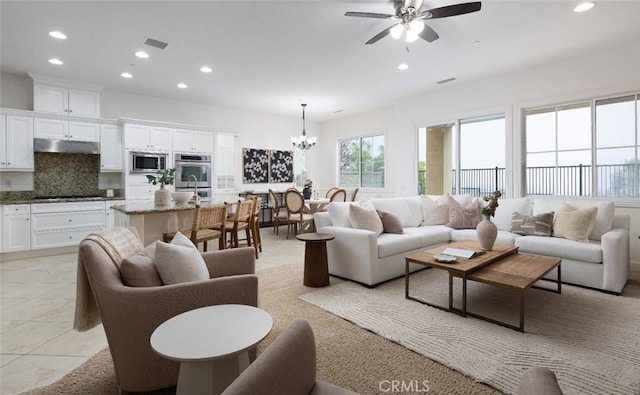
{"left": 188, "top": 175, "right": 200, "bottom": 205}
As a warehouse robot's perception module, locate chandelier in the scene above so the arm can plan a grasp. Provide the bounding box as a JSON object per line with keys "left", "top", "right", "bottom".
{"left": 291, "top": 103, "right": 317, "bottom": 150}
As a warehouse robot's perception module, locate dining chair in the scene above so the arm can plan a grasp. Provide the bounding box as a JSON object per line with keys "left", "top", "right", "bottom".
{"left": 248, "top": 196, "right": 263, "bottom": 258}
{"left": 269, "top": 189, "right": 288, "bottom": 235}
{"left": 325, "top": 187, "right": 339, "bottom": 199}
{"left": 225, "top": 199, "right": 253, "bottom": 249}
{"left": 350, "top": 188, "right": 359, "bottom": 202}
{"left": 330, "top": 188, "right": 347, "bottom": 202}
{"left": 162, "top": 204, "right": 227, "bottom": 251}
{"left": 284, "top": 189, "right": 314, "bottom": 239}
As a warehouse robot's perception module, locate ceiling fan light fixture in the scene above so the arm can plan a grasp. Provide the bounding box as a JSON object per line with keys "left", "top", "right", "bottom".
{"left": 390, "top": 24, "right": 404, "bottom": 39}
{"left": 405, "top": 30, "right": 419, "bottom": 43}
{"left": 408, "top": 20, "right": 425, "bottom": 34}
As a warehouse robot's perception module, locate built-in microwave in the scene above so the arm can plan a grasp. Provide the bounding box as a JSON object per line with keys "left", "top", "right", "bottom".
{"left": 130, "top": 152, "right": 167, "bottom": 173}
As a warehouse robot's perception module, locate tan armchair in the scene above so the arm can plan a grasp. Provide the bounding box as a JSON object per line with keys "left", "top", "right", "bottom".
{"left": 78, "top": 230, "right": 258, "bottom": 394}
{"left": 222, "top": 319, "right": 358, "bottom": 395}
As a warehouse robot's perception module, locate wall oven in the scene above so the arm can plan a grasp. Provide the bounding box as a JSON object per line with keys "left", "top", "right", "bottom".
{"left": 130, "top": 152, "right": 167, "bottom": 173}
{"left": 174, "top": 153, "right": 212, "bottom": 189}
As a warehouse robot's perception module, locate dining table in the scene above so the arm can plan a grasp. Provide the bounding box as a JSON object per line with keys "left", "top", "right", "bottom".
{"left": 301, "top": 198, "right": 330, "bottom": 232}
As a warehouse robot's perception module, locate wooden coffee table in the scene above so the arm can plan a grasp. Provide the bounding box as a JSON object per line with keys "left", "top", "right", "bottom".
{"left": 405, "top": 241, "right": 561, "bottom": 332}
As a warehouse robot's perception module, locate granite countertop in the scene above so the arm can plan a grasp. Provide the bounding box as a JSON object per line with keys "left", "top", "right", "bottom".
{"left": 0, "top": 196, "right": 125, "bottom": 205}
{"left": 112, "top": 198, "right": 227, "bottom": 215}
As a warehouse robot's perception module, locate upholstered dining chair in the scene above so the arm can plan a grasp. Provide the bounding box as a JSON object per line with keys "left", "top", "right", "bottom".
{"left": 284, "top": 189, "right": 314, "bottom": 239}
{"left": 350, "top": 188, "right": 359, "bottom": 202}
{"left": 162, "top": 204, "right": 227, "bottom": 251}
{"left": 325, "top": 187, "right": 339, "bottom": 199}
{"left": 329, "top": 188, "right": 347, "bottom": 202}
{"left": 76, "top": 227, "right": 258, "bottom": 394}
{"left": 269, "top": 189, "right": 288, "bottom": 235}
{"left": 225, "top": 199, "right": 253, "bottom": 248}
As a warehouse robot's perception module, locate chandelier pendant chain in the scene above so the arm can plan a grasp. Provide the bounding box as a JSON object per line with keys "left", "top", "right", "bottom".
{"left": 292, "top": 103, "right": 317, "bottom": 150}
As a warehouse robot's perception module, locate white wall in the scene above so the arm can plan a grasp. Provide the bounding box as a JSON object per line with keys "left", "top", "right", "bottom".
{"left": 319, "top": 39, "right": 640, "bottom": 263}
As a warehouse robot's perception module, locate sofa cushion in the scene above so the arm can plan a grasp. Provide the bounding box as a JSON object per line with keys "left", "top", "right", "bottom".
{"left": 403, "top": 196, "right": 424, "bottom": 227}
{"left": 404, "top": 226, "right": 452, "bottom": 248}
{"left": 510, "top": 211, "right": 554, "bottom": 236}
{"left": 553, "top": 204, "right": 597, "bottom": 243}
{"left": 515, "top": 236, "right": 602, "bottom": 263}
{"left": 377, "top": 210, "right": 403, "bottom": 234}
{"left": 450, "top": 229, "right": 522, "bottom": 246}
{"left": 447, "top": 197, "right": 481, "bottom": 229}
{"left": 532, "top": 198, "right": 614, "bottom": 240}
{"left": 327, "top": 202, "right": 357, "bottom": 228}
{"left": 371, "top": 198, "right": 416, "bottom": 228}
{"left": 120, "top": 243, "right": 163, "bottom": 287}
{"left": 377, "top": 233, "right": 422, "bottom": 258}
{"left": 349, "top": 204, "right": 383, "bottom": 236}
{"left": 493, "top": 197, "right": 532, "bottom": 231}
{"left": 154, "top": 232, "right": 209, "bottom": 285}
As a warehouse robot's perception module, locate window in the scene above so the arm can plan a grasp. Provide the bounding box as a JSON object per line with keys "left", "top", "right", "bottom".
{"left": 339, "top": 134, "right": 385, "bottom": 188}
{"left": 525, "top": 93, "right": 639, "bottom": 198}
{"left": 215, "top": 132, "right": 238, "bottom": 191}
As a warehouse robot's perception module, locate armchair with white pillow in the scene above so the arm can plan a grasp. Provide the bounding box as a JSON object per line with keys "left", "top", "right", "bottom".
{"left": 75, "top": 227, "right": 258, "bottom": 394}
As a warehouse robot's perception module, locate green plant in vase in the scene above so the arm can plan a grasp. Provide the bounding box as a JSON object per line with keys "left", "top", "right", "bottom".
{"left": 146, "top": 168, "right": 175, "bottom": 187}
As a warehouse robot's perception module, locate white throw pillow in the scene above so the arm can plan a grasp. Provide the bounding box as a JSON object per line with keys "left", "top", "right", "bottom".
{"left": 403, "top": 196, "right": 423, "bottom": 227}
{"left": 327, "top": 202, "right": 357, "bottom": 228}
{"left": 348, "top": 204, "right": 383, "bottom": 236}
{"left": 154, "top": 232, "right": 209, "bottom": 284}
{"left": 420, "top": 195, "right": 449, "bottom": 225}
{"left": 553, "top": 204, "right": 598, "bottom": 243}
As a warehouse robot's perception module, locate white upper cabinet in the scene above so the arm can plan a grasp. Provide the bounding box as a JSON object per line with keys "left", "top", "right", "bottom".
{"left": 124, "top": 124, "right": 172, "bottom": 151}
{"left": 34, "top": 84, "right": 100, "bottom": 117}
{"left": 173, "top": 129, "right": 213, "bottom": 153}
{"left": 100, "top": 124, "right": 122, "bottom": 171}
{"left": 1, "top": 115, "right": 34, "bottom": 171}
{"left": 34, "top": 118, "right": 100, "bottom": 142}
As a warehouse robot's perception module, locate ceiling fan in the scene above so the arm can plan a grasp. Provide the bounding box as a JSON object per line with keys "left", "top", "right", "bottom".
{"left": 345, "top": 0, "right": 481, "bottom": 45}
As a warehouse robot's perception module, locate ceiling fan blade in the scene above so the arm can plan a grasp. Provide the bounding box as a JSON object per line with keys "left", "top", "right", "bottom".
{"left": 345, "top": 11, "right": 395, "bottom": 19}
{"left": 418, "top": 23, "right": 439, "bottom": 42}
{"left": 365, "top": 25, "right": 393, "bottom": 45}
{"left": 426, "top": 2, "right": 481, "bottom": 19}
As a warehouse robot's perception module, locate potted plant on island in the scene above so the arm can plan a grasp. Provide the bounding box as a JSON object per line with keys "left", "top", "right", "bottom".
{"left": 303, "top": 179, "right": 313, "bottom": 199}
{"left": 147, "top": 168, "right": 175, "bottom": 207}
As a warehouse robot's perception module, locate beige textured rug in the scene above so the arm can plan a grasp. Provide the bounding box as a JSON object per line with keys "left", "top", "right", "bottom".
{"left": 300, "top": 268, "right": 640, "bottom": 395}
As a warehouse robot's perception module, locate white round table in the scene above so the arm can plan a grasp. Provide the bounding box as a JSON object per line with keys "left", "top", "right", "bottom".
{"left": 150, "top": 304, "right": 273, "bottom": 395}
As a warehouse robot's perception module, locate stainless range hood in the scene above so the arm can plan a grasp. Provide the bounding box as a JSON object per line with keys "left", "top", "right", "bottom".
{"left": 34, "top": 138, "right": 100, "bottom": 154}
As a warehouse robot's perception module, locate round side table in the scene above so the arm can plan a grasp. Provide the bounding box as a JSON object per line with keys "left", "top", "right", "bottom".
{"left": 150, "top": 304, "right": 273, "bottom": 395}
{"left": 296, "top": 232, "right": 335, "bottom": 287}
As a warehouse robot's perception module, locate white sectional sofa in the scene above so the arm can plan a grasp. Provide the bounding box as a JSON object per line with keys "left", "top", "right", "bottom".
{"left": 313, "top": 196, "right": 630, "bottom": 294}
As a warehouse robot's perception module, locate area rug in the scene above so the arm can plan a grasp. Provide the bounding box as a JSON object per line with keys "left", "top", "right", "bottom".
{"left": 300, "top": 269, "right": 640, "bottom": 395}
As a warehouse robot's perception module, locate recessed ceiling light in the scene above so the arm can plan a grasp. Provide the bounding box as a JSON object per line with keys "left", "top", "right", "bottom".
{"left": 398, "top": 63, "right": 409, "bottom": 70}
{"left": 121, "top": 72, "right": 133, "bottom": 79}
{"left": 135, "top": 51, "right": 149, "bottom": 59}
{"left": 49, "top": 31, "right": 67, "bottom": 40}
{"left": 48, "top": 58, "right": 63, "bottom": 65}
{"left": 200, "top": 66, "right": 213, "bottom": 73}
{"left": 574, "top": 2, "right": 595, "bottom": 12}
{"left": 177, "top": 83, "right": 188, "bottom": 89}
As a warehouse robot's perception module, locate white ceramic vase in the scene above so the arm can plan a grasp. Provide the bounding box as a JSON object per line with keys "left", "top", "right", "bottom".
{"left": 476, "top": 214, "right": 498, "bottom": 251}
{"left": 154, "top": 184, "right": 171, "bottom": 207}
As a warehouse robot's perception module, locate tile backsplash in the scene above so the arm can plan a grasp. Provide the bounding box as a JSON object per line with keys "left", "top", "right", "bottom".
{"left": 34, "top": 153, "right": 100, "bottom": 197}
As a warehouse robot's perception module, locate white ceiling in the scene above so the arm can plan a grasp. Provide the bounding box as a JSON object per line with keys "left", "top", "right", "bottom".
{"left": 1, "top": 1, "right": 639, "bottom": 122}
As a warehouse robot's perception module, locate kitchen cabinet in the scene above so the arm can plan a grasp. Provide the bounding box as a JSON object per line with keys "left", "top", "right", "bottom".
{"left": 1, "top": 115, "right": 34, "bottom": 171}
{"left": 31, "top": 201, "right": 106, "bottom": 249}
{"left": 3, "top": 204, "right": 31, "bottom": 252}
{"left": 34, "top": 118, "right": 100, "bottom": 142}
{"left": 173, "top": 129, "right": 213, "bottom": 153}
{"left": 100, "top": 124, "right": 122, "bottom": 171}
{"left": 105, "top": 200, "right": 125, "bottom": 229}
{"left": 34, "top": 83, "right": 100, "bottom": 117}
{"left": 124, "top": 124, "right": 172, "bottom": 151}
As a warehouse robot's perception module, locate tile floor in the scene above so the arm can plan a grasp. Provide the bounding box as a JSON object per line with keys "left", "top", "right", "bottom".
{"left": 0, "top": 228, "right": 300, "bottom": 395}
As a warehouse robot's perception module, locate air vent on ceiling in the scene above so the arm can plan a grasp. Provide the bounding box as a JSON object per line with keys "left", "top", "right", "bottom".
{"left": 144, "top": 37, "right": 168, "bottom": 50}
{"left": 436, "top": 77, "right": 456, "bottom": 85}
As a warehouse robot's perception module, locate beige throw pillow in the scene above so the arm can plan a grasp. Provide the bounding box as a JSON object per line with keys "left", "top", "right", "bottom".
{"left": 154, "top": 232, "right": 209, "bottom": 284}
{"left": 420, "top": 195, "right": 450, "bottom": 225}
{"left": 120, "top": 242, "right": 163, "bottom": 287}
{"left": 377, "top": 210, "right": 403, "bottom": 234}
{"left": 553, "top": 204, "right": 598, "bottom": 243}
{"left": 348, "top": 204, "right": 383, "bottom": 236}
{"left": 447, "top": 197, "right": 481, "bottom": 230}
{"left": 510, "top": 212, "right": 554, "bottom": 237}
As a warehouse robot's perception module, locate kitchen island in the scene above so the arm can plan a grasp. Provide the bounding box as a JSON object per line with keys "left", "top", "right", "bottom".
{"left": 112, "top": 199, "right": 229, "bottom": 246}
